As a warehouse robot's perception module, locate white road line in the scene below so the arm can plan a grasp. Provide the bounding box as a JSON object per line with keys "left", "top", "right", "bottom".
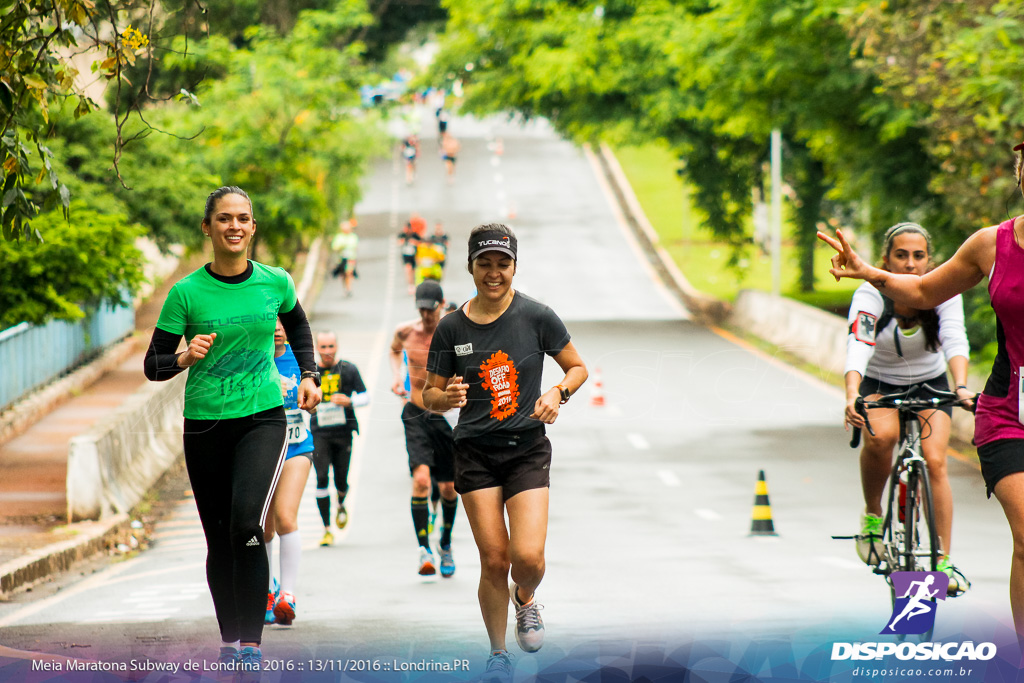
{"left": 627, "top": 433, "right": 650, "bottom": 450}
{"left": 693, "top": 508, "right": 721, "bottom": 521}
{"left": 657, "top": 469, "right": 680, "bottom": 487}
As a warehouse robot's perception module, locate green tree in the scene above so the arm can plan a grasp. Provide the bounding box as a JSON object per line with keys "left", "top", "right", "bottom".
{"left": 162, "top": 8, "right": 387, "bottom": 264}
{"left": 1, "top": 0, "right": 162, "bottom": 242}
{"left": 0, "top": 204, "right": 145, "bottom": 328}
{"left": 432, "top": 0, "right": 939, "bottom": 290}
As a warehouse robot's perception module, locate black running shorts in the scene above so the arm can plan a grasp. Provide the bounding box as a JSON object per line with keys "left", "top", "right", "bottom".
{"left": 859, "top": 373, "right": 954, "bottom": 417}
{"left": 402, "top": 403, "right": 455, "bottom": 481}
{"left": 978, "top": 438, "right": 1024, "bottom": 499}
{"left": 454, "top": 432, "right": 552, "bottom": 501}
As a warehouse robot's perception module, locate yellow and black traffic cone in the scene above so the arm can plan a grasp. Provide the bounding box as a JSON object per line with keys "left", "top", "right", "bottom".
{"left": 750, "top": 469, "right": 778, "bottom": 536}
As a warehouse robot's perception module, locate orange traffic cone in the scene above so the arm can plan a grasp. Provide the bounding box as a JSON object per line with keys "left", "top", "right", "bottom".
{"left": 507, "top": 201, "right": 517, "bottom": 220}
{"left": 590, "top": 368, "right": 606, "bottom": 407}
{"left": 749, "top": 470, "right": 778, "bottom": 536}
{"left": 495, "top": 137, "right": 504, "bottom": 156}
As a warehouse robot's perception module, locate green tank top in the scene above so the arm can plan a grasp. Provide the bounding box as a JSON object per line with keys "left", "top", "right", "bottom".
{"left": 156, "top": 261, "right": 297, "bottom": 420}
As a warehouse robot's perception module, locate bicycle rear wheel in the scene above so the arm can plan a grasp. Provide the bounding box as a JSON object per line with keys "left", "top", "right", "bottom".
{"left": 903, "top": 463, "right": 939, "bottom": 572}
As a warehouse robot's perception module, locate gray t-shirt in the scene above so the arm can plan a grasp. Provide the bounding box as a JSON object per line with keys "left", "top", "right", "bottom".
{"left": 427, "top": 292, "right": 570, "bottom": 441}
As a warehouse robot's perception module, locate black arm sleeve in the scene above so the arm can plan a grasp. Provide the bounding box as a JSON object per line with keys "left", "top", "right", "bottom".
{"left": 280, "top": 300, "right": 316, "bottom": 374}
{"left": 144, "top": 327, "right": 186, "bottom": 381}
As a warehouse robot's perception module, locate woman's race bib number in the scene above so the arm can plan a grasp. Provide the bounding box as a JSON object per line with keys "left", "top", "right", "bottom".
{"left": 317, "top": 402, "right": 347, "bottom": 428}
{"left": 286, "top": 409, "right": 308, "bottom": 444}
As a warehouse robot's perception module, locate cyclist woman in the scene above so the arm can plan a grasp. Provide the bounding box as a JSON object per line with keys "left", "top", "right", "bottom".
{"left": 421, "top": 223, "right": 588, "bottom": 682}
{"left": 844, "top": 222, "right": 972, "bottom": 593}
{"left": 143, "top": 186, "right": 320, "bottom": 668}
{"left": 819, "top": 142, "right": 1024, "bottom": 637}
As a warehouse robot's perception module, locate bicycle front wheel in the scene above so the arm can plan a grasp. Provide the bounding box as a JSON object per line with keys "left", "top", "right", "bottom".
{"left": 903, "top": 462, "right": 939, "bottom": 572}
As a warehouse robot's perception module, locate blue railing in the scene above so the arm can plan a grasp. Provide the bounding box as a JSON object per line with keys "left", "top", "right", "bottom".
{"left": 0, "top": 302, "right": 135, "bottom": 411}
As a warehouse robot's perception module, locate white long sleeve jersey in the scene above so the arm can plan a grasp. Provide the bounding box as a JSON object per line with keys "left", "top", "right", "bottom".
{"left": 845, "top": 282, "right": 970, "bottom": 384}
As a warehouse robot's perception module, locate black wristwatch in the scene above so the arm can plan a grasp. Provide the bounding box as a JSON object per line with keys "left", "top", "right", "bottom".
{"left": 557, "top": 384, "right": 570, "bottom": 404}
{"left": 300, "top": 371, "right": 321, "bottom": 387}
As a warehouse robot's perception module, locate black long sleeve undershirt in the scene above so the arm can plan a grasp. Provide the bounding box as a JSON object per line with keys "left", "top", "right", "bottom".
{"left": 143, "top": 300, "right": 316, "bottom": 381}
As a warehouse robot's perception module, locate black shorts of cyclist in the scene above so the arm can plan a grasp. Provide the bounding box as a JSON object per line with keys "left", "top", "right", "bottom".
{"left": 454, "top": 427, "right": 551, "bottom": 502}
{"left": 402, "top": 403, "right": 455, "bottom": 481}
{"left": 402, "top": 254, "right": 416, "bottom": 267}
{"left": 977, "top": 438, "right": 1024, "bottom": 499}
{"left": 859, "top": 373, "right": 953, "bottom": 417}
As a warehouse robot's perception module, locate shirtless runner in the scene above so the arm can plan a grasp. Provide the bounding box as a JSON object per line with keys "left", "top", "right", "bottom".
{"left": 390, "top": 280, "right": 459, "bottom": 576}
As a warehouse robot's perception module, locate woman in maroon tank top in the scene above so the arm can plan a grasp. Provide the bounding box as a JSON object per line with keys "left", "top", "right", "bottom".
{"left": 819, "top": 144, "right": 1024, "bottom": 641}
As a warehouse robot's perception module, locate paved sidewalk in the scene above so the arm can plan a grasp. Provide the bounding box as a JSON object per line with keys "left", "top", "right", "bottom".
{"left": 0, "top": 351, "right": 147, "bottom": 568}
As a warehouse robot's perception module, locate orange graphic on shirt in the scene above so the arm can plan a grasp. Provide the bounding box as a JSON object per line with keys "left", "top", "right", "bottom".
{"left": 479, "top": 351, "right": 519, "bottom": 421}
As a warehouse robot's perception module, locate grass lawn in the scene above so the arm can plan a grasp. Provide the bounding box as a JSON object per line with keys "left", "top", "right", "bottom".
{"left": 613, "top": 143, "right": 857, "bottom": 310}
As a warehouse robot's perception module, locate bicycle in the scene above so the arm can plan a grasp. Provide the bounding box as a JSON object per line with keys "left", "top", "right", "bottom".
{"left": 833, "top": 383, "right": 973, "bottom": 631}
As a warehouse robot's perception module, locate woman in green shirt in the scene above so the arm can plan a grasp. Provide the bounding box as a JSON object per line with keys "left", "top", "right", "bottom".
{"left": 144, "top": 186, "right": 321, "bottom": 670}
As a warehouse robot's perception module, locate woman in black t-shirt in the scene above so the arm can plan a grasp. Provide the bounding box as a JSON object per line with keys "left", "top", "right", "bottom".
{"left": 423, "top": 223, "right": 587, "bottom": 681}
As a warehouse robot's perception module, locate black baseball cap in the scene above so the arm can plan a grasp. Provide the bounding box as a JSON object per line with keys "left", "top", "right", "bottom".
{"left": 469, "top": 228, "right": 517, "bottom": 261}
{"left": 415, "top": 280, "right": 444, "bottom": 309}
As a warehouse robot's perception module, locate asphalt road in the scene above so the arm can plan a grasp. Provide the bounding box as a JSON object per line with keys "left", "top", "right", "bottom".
{"left": 0, "top": 108, "right": 1015, "bottom": 682}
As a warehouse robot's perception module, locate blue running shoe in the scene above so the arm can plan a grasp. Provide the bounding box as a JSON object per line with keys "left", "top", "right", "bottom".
{"left": 265, "top": 577, "right": 279, "bottom": 624}
{"left": 438, "top": 544, "right": 455, "bottom": 578}
{"left": 216, "top": 647, "right": 239, "bottom": 667}
{"left": 238, "top": 646, "right": 262, "bottom": 682}
{"left": 481, "top": 650, "right": 513, "bottom": 683}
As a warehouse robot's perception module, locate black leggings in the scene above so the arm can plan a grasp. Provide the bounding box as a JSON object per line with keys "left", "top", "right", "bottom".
{"left": 312, "top": 429, "right": 353, "bottom": 495}
{"left": 183, "top": 407, "right": 286, "bottom": 644}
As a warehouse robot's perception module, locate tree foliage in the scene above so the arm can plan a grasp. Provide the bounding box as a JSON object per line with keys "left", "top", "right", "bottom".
{"left": 432, "top": 0, "right": 1022, "bottom": 294}
{"left": 0, "top": 0, "right": 162, "bottom": 242}
{"left": 160, "top": 7, "right": 388, "bottom": 265}
{"left": 0, "top": 204, "right": 145, "bottom": 328}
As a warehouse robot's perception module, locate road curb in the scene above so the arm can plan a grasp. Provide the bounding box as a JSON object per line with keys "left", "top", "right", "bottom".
{"left": 594, "top": 143, "right": 731, "bottom": 325}
{"left": 0, "top": 515, "right": 131, "bottom": 596}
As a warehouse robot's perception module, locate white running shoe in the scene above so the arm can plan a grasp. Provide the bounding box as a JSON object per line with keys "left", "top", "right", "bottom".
{"left": 509, "top": 582, "right": 544, "bottom": 652}
{"left": 418, "top": 547, "right": 436, "bottom": 576}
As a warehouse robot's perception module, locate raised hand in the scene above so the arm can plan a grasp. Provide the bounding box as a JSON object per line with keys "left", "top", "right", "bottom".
{"left": 817, "top": 229, "right": 871, "bottom": 282}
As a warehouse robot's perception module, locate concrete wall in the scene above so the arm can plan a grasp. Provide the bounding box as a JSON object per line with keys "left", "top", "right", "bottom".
{"left": 67, "top": 374, "right": 186, "bottom": 521}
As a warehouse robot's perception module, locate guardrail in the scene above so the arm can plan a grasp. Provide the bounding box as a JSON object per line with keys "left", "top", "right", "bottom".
{"left": 0, "top": 302, "right": 135, "bottom": 412}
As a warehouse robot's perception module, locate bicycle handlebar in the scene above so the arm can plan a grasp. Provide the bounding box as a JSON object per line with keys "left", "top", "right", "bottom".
{"left": 849, "top": 382, "right": 976, "bottom": 449}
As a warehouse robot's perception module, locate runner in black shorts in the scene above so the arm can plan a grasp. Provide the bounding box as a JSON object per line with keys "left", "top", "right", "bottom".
{"left": 422, "top": 224, "right": 587, "bottom": 682}
{"left": 311, "top": 330, "right": 368, "bottom": 545}
{"left": 144, "top": 186, "right": 320, "bottom": 671}
{"left": 390, "top": 280, "right": 460, "bottom": 577}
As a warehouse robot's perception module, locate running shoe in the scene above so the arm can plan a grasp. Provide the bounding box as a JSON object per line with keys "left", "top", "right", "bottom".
{"left": 856, "top": 512, "right": 884, "bottom": 566}
{"left": 216, "top": 647, "right": 239, "bottom": 666}
{"left": 273, "top": 591, "right": 296, "bottom": 625}
{"left": 336, "top": 504, "right": 348, "bottom": 529}
{"left": 509, "top": 582, "right": 545, "bottom": 652}
{"left": 437, "top": 544, "right": 455, "bottom": 578}
{"left": 481, "top": 650, "right": 513, "bottom": 683}
{"left": 418, "top": 546, "right": 437, "bottom": 576}
{"left": 320, "top": 529, "right": 334, "bottom": 547}
{"left": 264, "top": 577, "right": 279, "bottom": 624}
{"left": 238, "top": 646, "right": 262, "bottom": 681}
{"left": 937, "top": 557, "right": 971, "bottom": 596}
